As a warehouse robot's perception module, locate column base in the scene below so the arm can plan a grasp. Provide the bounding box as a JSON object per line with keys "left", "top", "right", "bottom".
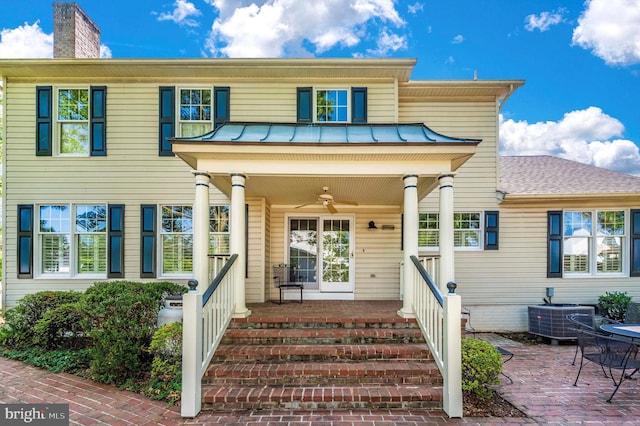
{"left": 397, "top": 308, "right": 416, "bottom": 319}
{"left": 233, "top": 308, "right": 252, "bottom": 318}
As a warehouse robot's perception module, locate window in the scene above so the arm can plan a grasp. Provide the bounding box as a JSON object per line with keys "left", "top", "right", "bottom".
{"left": 58, "top": 89, "right": 89, "bottom": 154}
{"left": 296, "top": 87, "right": 367, "bottom": 123}
{"left": 159, "top": 86, "right": 230, "bottom": 155}
{"left": 563, "top": 210, "right": 625, "bottom": 275}
{"left": 36, "top": 86, "right": 107, "bottom": 157}
{"left": 209, "top": 206, "right": 230, "bottom": 254}
{"left": 158, "top": 205, "right": 230, "bottom": 277}
{"left": 179, "top": 88, "right": 212, "bottom": 137}
{"left": 38, "top": 204, "right": 107, "bottom": 276}
{"left": 316, "top": 89, "right": 348, "bottom": 122}
{"left": 418, "top": 212, "right": 484, "bottom": 250}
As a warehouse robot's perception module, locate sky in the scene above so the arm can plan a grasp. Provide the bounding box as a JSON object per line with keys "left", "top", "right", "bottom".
{"left": 1, "top": 0, "right": 640, "bottom": 175}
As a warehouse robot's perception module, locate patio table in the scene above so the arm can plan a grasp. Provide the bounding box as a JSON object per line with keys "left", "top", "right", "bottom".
{"left": 600, "top": 323, "right": 640, "bottom": 341}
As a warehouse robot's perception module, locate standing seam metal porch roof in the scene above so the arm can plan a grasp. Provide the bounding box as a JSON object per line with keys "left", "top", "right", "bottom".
{"left": 175, "top": 122, "right": 481, "bottom": 144}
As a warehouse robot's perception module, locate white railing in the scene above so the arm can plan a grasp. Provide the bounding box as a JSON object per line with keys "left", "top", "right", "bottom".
{"left": 181, "top": 254, "right": 238, "bottom": 418}
{"left": 208, "top": 255, "right": 231, "bottom": 284}
{"left": 410, "top": 255, "right": 462, "bottom": 418}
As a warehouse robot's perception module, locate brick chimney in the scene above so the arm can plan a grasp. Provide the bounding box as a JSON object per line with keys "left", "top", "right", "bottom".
{"left": 53, "top": 2, "right": 101, "bottom": 58}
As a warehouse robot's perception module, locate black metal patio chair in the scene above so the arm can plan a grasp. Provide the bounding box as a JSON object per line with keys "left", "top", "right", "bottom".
{"left": 624, "top": 301, "right": 640, "bottom": 324}
{"left": 566, "top": 313, "right": 596, "bottom": 365}
{"left": 573, "top": 328, "right": 640, "bottom": 402}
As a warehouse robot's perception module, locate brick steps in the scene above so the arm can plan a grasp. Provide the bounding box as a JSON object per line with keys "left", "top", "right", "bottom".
{"left": 201, "top": 312, "right": 442, "bottom": 412}
{"left": 202, "top": 385, "right": 442, "bottom": 411}
{"left": 222, "top": 327, "right": 425, "bottom": 345}
{"left": 212, "top": 343, "right": 432, "bottom": 363}
{"left": 230, "top": 317, "right": 420, "bottom": 329}
{"left": 204, "top": 361, "right": 442, "bottom": 386}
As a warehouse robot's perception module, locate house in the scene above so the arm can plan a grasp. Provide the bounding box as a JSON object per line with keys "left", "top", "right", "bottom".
{"left": 3, "top": 4, "right": 640, "bottom": 418}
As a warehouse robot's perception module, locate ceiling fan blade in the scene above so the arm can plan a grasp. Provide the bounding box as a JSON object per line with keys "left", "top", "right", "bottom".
{"left": 333, "top": 200, "right": 359, "bottom": 206}
{"left": 326, "top": 203, "right": 338, "bottom": 214}
{"left": 294, "top": 202, "right": 317, "bottom": 209}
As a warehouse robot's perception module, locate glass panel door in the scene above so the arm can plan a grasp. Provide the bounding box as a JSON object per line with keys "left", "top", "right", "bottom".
{"left": 320, "top": 217, "right": 354, "bottom": 292}
{"left": 289, "top": 218, "right": 318, "bottom": 290}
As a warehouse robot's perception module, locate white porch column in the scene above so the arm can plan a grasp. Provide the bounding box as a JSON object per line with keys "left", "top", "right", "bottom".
{"left": 438, "top": 174, "right": 456, "bottom": 292}
{"left": 193, "top": 172, "right": 211, "bottom": 293}
{"left": 398, "top": 174, "right": 419, "bottom": 318}
{"left": 230, "top": 173, "right": 251, "bottom": 318}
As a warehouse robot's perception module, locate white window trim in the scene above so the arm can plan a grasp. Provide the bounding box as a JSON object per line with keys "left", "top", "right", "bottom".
{"left": 418, "top": 211, "right": 484, "bottom": 252}
{"left": 54, "top": 86, "right": 91, "bottom": 157}
{"left": 314, "top": 87, "right": 351, "bottom": 123}
{"left": 35, "top": 202, "right": 107, "bottom": 279}
{"left": 176, "top": 86, "right": 214, "bottom": 137}
{"left": 158, "top": 203, "right": 231, "bottom": 279}
{"left": 562, "top": 209, "right": 628, "bottom": 278}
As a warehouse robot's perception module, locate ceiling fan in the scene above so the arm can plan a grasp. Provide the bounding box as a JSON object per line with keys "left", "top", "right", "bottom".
{"left": 295, "top": 186, "right": 358, "bottom": 214}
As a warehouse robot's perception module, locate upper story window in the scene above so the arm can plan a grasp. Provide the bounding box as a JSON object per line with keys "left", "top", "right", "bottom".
{"left": 418, "top": 212, "right": 494, "bottom": 251}
{"left": 179, "top": 88, "right": 212, "bottom": 137}
{"left": 316, "top": 89, "right": 348, "bottom": 122}
{"left": 159, "top": 86, "right": 230, "bottom": 156}
{"left": 563, "top": 210, "right": 626, "bottom": 275}
{"left": 297, "top": 87, "right": 367, "bottom": 124}
{"left": 36, "top": 86, "right": 107, "bottom": 157}
{"left": 58, "top": 89, "right": 90, "bottom": 154}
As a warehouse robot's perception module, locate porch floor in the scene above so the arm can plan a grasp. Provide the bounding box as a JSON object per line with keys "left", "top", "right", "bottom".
{"left": 246, "top": 300, "right": 404, "bottom": 319}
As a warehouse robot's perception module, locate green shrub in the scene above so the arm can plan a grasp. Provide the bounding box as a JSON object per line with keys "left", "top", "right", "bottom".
{"left": 0, "top": 347, "right": 91, "bottom": 374}
{"left": 33, "top": 302, "right": 87, "bottom": 350}
{"left": 140, "top": 321, "right": 182, "bottom": 404}
{"left": 598, "top": 291, "right": 631, "bottom": 322}
{"left": 461, "top": 338, "right": 502, "bottom": 401}
{"left": 81, "top": 281, "right": 186, "bottom": 384}
{"left": 0, "top": 291, "right": 83, "bottom": 349}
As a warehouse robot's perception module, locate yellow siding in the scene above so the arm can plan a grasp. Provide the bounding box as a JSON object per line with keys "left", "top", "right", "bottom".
{"left": 400, "top": 101, "right": 500, "bottom": 211}
{"left": 455, "top": 205, "right": 640, "bottom": 331}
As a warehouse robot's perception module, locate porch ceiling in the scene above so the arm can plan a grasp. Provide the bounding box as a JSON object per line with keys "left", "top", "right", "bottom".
{"left": 214, "top": 174, "right": 434, "bottom": 206}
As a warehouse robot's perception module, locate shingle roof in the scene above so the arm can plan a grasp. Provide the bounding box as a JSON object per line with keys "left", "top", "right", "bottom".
{"left": 499, "top": 155, "right": 640, "bottom": 195}
{"left": 178, "top": 122, "right": 480, "bottom": 144}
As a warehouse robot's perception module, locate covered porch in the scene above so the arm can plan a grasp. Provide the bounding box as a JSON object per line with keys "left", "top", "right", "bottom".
{"left": 171, "top": 122, "right": 478, "bottom": 312}
{"left": 172, "top": 122, "right": 474, "bottom": 418}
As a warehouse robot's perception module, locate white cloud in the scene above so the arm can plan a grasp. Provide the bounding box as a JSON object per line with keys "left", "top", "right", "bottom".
{"left": 0, "top": 21, "right": 53, "bottom": 58}
{"left": 156, "top": 0, "right": 202, "bottom": 27}
{"left": 451, "top": 34, "right": 464, "bottom": 44}
{"left": 205, "top": 0, "right": 405, "bottom": 57}
{"left": 408, "top": 2, "right": 424, "bottom": 14}
{"left": 100, "top": 45, "right": 112, "bottom": 58}
{"left": 524, "top": 10, "right": 565, "bottom": 32}
{"left": 365, "top": 29, "right": 407, "bottom": 56}
{"left": 500, "top": 107, "right": 640, "bottom": 175}
{"left": 572, "top": 0, "right": 640, "bottom": 66}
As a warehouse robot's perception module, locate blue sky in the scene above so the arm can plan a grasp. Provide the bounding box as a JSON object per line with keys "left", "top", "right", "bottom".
{"left": 1, "top": 0, "right": 640, "bottom": 174}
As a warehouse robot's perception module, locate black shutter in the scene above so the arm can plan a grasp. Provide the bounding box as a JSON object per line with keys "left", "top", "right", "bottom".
{"left": 296, "top": 87, "right": 312, "bottom": 123}
{"left": 36, "top": 86, "right": 52, "bottom": 156}
{"left": 214, "top": 86, "right": 230, "bottom": 129}
{"left": 17, "top": 205, "right": 34, "bottom": 278}
{"left": 484, "top": 211, "right": 499, "bottom": 250}
{"left": 159, "top": 87, "right": 175, "bottom": 156}
{"left": 351, "top": 87, "right": 368, "bottom": 123}
{"left": 631, "top": 209, "right": 640, "bottom": 277}
{"left": 90, "top": 86, "right": 107, "bottom": 156}
{"left": 140, "top": 205, "right": 157, "bottom": 278}
{"left": 547, "top": 211, "right": 563, "bottom": 278}
{"left": 108, "top": 204, "right": 124, "bottom": 278}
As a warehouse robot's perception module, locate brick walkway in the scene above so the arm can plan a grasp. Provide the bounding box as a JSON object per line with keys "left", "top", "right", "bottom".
{"left": 2, "top": 338, "right": 640, "bottom": 425}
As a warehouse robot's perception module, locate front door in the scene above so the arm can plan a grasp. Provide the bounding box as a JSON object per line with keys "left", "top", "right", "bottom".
{"left": 288, "top": 216, "right": 354, "bottom": 294}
